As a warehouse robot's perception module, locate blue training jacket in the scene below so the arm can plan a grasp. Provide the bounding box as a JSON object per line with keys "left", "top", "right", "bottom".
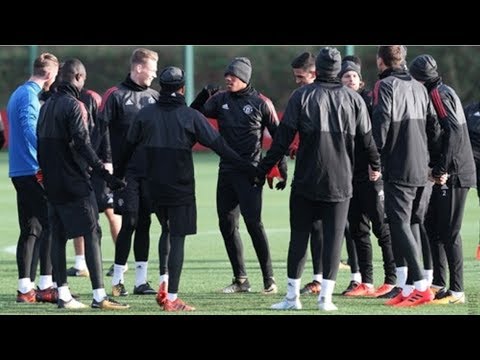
{"left": 7, "top": 81, "right": 42, "bottom": 177}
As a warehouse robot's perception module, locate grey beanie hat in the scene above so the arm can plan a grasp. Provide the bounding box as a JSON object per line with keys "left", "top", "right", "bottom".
{"left": 224, "top": 57, "right": 252, "bottom": 84}
{"left": 338, "top": 60, "right": 362, "bottom": 80}
{"left": 315, "top": 47, "right": 341, "bottom": 77}
{"left": 409, "top": 54, "right": 438, "bottom": 82}
{"left": 158, "top": 66, "right": 185, "bottom": 88}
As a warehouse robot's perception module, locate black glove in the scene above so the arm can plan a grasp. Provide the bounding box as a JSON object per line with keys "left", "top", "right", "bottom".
{"left": 190, "top": 85, "right": 219, "bottom": 110}
{"left": 98, "top": 168, "right": 126, "bottom": 191}
{"left": 276, "top": 160, "right": 288, "bottom": 190}
{"left": 204, "top": 84, "right": 220, "bottom": 97}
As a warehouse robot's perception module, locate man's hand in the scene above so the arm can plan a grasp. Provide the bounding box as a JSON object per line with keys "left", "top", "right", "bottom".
{"left": 266, "top": 164, "right": 287, "bottom": 190}
{"left": 205, "top": 84, "right": 220, "bottom": 97}
{"left": 288, "top": 135, "right": 299, "bottom": 159}
{"left": 35, "top": 169, "right": 43, "bottom": 184}
{"left": 434, "top": 173, "right": 449, "bottom": 185}
{"left": 275, "top": 160, "right": 288, "bottom": 190}
{"left": 98, "top": 168, "right": 126, "bottom": 191}
{"left": 104, "top": 162, "right": 113, "bottom": 175}
{"left": 368, "top": 165, "right": 381, "bottom": 182}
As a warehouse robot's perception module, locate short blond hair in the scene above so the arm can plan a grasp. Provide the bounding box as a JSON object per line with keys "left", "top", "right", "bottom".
{"left": 33, "top": 52, "right": 59, "bottom": 77}
{"left": 130, "top": 48, "right": 158, "bottom": 67}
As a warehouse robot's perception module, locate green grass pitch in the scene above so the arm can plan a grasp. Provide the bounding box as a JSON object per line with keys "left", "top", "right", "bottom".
{"left": 0, "top": 150, "right": 478, "bottom": 315}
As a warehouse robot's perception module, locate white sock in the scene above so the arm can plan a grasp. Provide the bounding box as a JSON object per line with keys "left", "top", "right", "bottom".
{"left": 402, "top": 285, "right": 414, "bottom": 297}
{"left": 112, "top": 264, "right": 126, "bottom": 285}
{"left": 93, "top": 288, "right": 107, "bottom": 303}
{"left": 423, "top": 269, "right": 433, "bottom": 287}
{"left": 286, "top": 278, "right": 301, "bottom": 299}
{"left": 351, "top": 272, "right": 362, "bottom": 283}
{"left": 53, "top": 282, "right": 58, "bottom": 289}
{"left": 135, "top": 261, "right": 148, "bottom": 287}
{"left": 396, "top": 267, "right": 408, "bottom": 288}
{"left": 364, "top": 283, "right": 374, "bottom": 288}
{"left": 58, "top": 286, "right": 72, "bottom": 302}
{"left": 159, "top": 274, "right": 169, "bottom": 286}
{"left": 313, "top": 274, "right": 322, "bottom": 283}
{"left": 38, "top": 275, "right": 53, "bottom": 290}
{"left": 319, "top": 279, "right": 336, "bottom": 303}
{"left": 431, "top": 284, "right": 443, "bottom": 290}
{"left": 18, "top": 278, "right": 32, "bottom": 293}
{"left": 450, "top": 290, "right": 464, "bottom": 298}
{"left": 75, "top": 255, "right": 87, "bottom": 270}
{"left": 414, "top": 279, "right": 428, "bottom": 292}
{"left": 167, "top": 293, "right": 177, "bottom": 302}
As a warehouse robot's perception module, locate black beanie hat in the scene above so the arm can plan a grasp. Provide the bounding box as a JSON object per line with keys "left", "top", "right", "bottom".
{"left": 158, "top": 66, "right": 185, "bottom": 91}
{"left": 409, "top": 54, "right": 438, "bottom": 82}
{"left": 224, "top": 57, "right": 252, "bottom": 84}
{"left": 338, "top": 60, "right": 362, "bottom": 80}
{"left": 315, "top": 47, "right": 341, "bottom": 77}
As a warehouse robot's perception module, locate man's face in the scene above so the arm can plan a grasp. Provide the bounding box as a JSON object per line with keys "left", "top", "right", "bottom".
{"left": 341, "top": 70, "right": 360, "bottom": 91}
{"left": 43, "top": 64, "right": 59, "bottom": 91}
{"left": 292, "top": 68, "right": 316, "bottom": 86}
{"left": 224, "top": 74, "right": 247, "bottom": 93}
{"left": 137, "top": 58, "right": 158, "bottom": 87}
{"left": 376, "top": 56, "right": 385, "bottom": 72}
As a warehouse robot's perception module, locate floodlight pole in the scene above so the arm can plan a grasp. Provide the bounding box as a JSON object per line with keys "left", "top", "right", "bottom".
{"left": 345, "top": 45, "right": 354, "bottom": 56}
{"left": 29, "top": 45, "right": 38, "bottom": 73}
{"left": 185, "top": 45, "right": 194, "bottom": 105}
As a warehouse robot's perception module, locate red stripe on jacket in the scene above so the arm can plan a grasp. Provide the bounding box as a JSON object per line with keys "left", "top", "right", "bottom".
{"left": 430, "top": 88, "right": 447, "bottom": 119}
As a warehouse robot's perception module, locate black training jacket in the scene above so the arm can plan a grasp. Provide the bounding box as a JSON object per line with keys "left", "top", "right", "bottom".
{"left": 37, "top": 83, "right": 103, "bottom": 204}
{"left": 80, "top": 89, "right": 112, "bottom": 163}
{"left": 100, "top": 75, "right": 159, "bottom": 176}
{"left": 372, "top": 68, "right": 440, "bottom": 186}
{"left": 258, "top": 79, "right": 380, "bottom": 202}
{"left": 464, "top": 101, "right": 480, "bottom": 173}
{"left": 353, "top": 87, "right": 375, "bottom": 183}
{"left": 428, "top": 80, "right": 476, "bottom": 187}
{"left": 198, "top": 86, "right": 284, "bottom": 172}
{"left": 117, "top": 93, "right": 246, "bottom": 206}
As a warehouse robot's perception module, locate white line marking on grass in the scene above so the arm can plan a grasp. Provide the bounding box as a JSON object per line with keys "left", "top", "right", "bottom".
{"left": 3, "top": 245, "right": 16, "bottom": 255}
{"left": 196, "top": 228, "right": 289, "bottom": 235}
{"left": 2, "top": 228, "right": 290, "bottom": 258}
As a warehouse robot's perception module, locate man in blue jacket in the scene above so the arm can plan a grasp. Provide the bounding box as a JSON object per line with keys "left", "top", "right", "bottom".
{"left": 7, "top": 52, "right": 59, "bottom": 303}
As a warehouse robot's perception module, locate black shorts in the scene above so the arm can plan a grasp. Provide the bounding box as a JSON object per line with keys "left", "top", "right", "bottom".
{"left": 49, "top": 191, "right": 99, "bottom": 239}
{"left": 11, "top": 175, "right": 49, "bottom": 231}
{"left": 153, "top": 202, "right": 196, "bottom": 236}
{"left": 91, "top": 172, "right": 113, "bottom": 213}
{"left": 113, "top": 174, "right": 152, "bottom": 215}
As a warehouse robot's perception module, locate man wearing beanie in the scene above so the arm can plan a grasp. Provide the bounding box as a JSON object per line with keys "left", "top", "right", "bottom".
{"left": 338, "top": 56, "right": 397, "bottom": 299}
{"left": 371, "top": 46, "right": 440, "bottom": 307}
{"left": 191, "top": 56, "right": 286, "bottom": 295}
{"left": 410, "top": 54, "right": 475, "bottom": 305}
{"left": 255, "top": 47, "right": 381, "bottom": 311}
{"left": 115, "top": 66, "right": 251, "bottom": 311}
